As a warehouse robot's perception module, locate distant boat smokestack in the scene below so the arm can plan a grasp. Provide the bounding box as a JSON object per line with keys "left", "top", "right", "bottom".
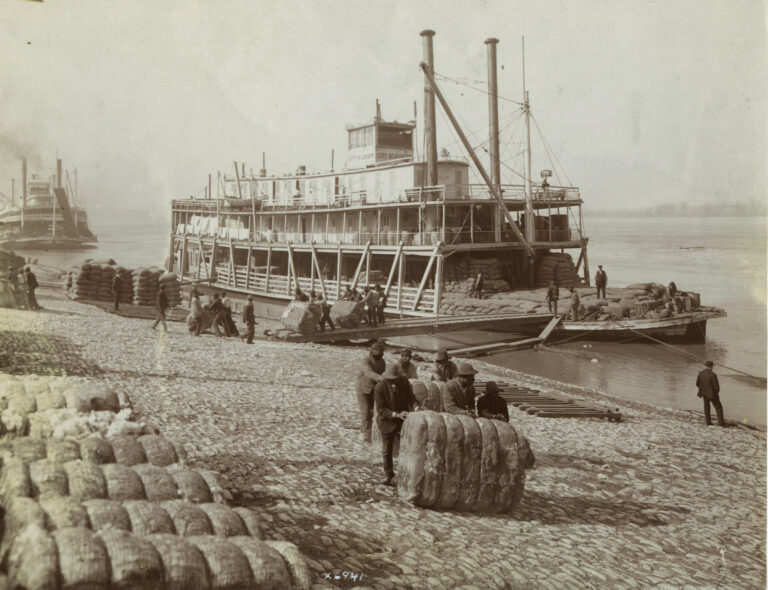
{"left": 22, "top": 158, "right": 27, "bottom": 208}
{"left": 421, "top": 30, "right": 438, "bottom": 186}
{"left": 485, "top": 38, "right": 501, "bottom": 190}
{"left": 56, "top": 158, "right": 63, "bottom": 189}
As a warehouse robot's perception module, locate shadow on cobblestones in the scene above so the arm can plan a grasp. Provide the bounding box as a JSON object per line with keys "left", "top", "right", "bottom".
{"left": 538, "top": 452, "right": 636, "bottom": 470}
{"left": 513, "top": 490, "right": 691, "bottom": 526}
{"left": 0, "top": 329, "right": 103, "bottom": 376}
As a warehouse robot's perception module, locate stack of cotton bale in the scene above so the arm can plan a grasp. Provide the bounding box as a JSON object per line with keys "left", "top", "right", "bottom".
{"left": 113, "top": 265, "right": 134, "bottom": 304}
{"left": 281, "top": 301, "right": 322, "bottom": 335}
{"left": 132, "top": 268, "right": 162, "bottom": 306}
{"left": 0, "top": 372, "right": 312, "bottom": 590}
{"left": 158, "top": 272, "right": 182, "bottom": 308}
{"left": 95, "top": 264, "right": 115, "bottom": 301}
{"left": 66, "top": 261, "right": 102, "bottom": 300}
{"left": 358, "top": 270, "right": 386, "bottom": 285}
{"left": 535, "top": 253, "right": 582, "bottom": 288}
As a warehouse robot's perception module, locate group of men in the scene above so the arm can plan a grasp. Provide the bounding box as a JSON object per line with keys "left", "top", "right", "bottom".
{"left": 186, "top": 288, "right": 257, "bottom": 343}
{"left": 543, "top": 264, "right": 609, "bottom": 321}
{"left": 294, "top": 287, "right": 336, "bottom": 332}
{"left": 5, "top": 265, "right": 40, "bottom": 310}
{"left": 340, "top": 284, "right": 387, "bottom": 327}
{"left": 356, "top": 343, "right": 509, "bottom": 485}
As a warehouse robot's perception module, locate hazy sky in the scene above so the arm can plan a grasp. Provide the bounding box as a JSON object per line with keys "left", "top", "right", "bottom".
{"left": 1, "top": 0, "right": 765, "bottom": 228}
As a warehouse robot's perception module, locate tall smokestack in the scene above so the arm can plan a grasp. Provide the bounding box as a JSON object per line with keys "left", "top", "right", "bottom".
{"left": 421, "top": 30, "right": 438, "bottom": 186}
{"left": 22, "top": 159, "right": 27, "bottom": 208}
{"left": 485, "top": 38, "right": 501, "bottom": 190}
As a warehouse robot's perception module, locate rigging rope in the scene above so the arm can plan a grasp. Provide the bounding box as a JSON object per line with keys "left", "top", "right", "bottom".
{"left": 531, "top": 113, "right": 574, "bottom": 187}
{"left": 434, "top": 71, "right": 525, "bottom": 106}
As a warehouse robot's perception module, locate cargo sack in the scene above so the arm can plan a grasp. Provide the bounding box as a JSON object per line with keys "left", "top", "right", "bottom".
{"left": 397, "top": 411, "right": 534, "bottom": 512}
{"left": 280, "top": 301, "right": 322, "bottom": 335}
{"left": 329, "top": 300, "right": 365, "bottom": 329}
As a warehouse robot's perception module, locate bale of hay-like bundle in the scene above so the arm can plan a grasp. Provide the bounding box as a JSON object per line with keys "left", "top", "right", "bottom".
{"left": 133, "top": 464, "right": 179, "bottom": 502}
{"left": 170, "top": 469, "right": 213, "bottom": 503}
{"left": 53, "top": 527, "right": 111, "bottom": 589}
{"left": 103, "top": 463, "right": 146, "bottom": 501}
{"left": 329, "top": 300, "right": 365, "bottom": 329}
{"left": 145, "top": 533, "right": 211, "bottom": 590}
{"left": 232, "top": 507, "right": 262, "bottom": 540}
{"left": 84, "top": 498, "right": 132, "bottom": 532}
{"left": 397, "top": 411, "right": 532, "bottom": 513}
{"left": 29, "top": 459, "right": 69, "bottom": 497}
{"left": 8, "top": 438, "right": 47, "bottom": 463}
{"left": 265, "top": 540, "right": 313, "bottom": 590}
{"left": 46, "top": 439, "right": 81, "bottom": 464}
{"left": 161, "top": 500, "right": 213, "bottom": 537}
{"left": 187, "top": 536, "right": 255, "bottom": 589}
{"left": 60, "top": 380, "right": 120, "bottom": 413}
{"left": 1, "top": 458, "right": 31, "bottom": 501}
{"left": 196, "top": 469, "right": 230, "bottom": 504}
{"left": 410, "top": 380, "right": 427, "bottom": 406}
{"left": 124, "top": 500, "right": 177, "bottom": 535}
{"left": 0, "top": 497, "right": 47, "bottom": 562}
{"left": 7, "top": 524, "right": 59, "bottom": 590}
{"left": 79, "top": 437, "right": 116, "bottom": 464}
{"left": 109, "top": 434, "right": 149, "bottom": 466}
{"left": 63, "top": 459, "right": 107, "bottom": 501}
{"left": 423, "top": 383, "right": 443, "bottom": 412}
{"left": 99, "top": 527, "right": 165, "bottom": 589}
{"left": 34, "top": 388, "right": 66, "bottom": 412}
{"left": 198, "top": 503, "right": 248, "bottom": 537}
{"left": 228, "top": 537, "right": 292, "bottom": 590}
{"left": 139, "top": 434, "right": 180, "bottom": 467}
{"left": 280, "top": 301, "right": 322, "bottom": 335}
{"left": 39, "top": 495, "right": 90, "bottom": 530}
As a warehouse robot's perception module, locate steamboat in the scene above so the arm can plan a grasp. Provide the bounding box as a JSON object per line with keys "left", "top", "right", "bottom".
{"left": 0, "top": 158, "right": 97, "bottom": 250}
{"left": 168, "top": 31, "right": 724, "bottom": 341}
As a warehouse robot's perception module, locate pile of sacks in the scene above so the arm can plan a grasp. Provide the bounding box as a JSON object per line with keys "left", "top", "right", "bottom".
{"left": 358, "top": 270, "right": 386, "bottom": 285}
{"left": 132, "top": 268, "right": 163, "bottom": 306}
{"left": 113, "top": 266, "right": 134, "bottom": 304}
{"left": 0, "top": 372, "right": 312, "bottom": 590}
{"left": 443, "top": 278, "right": 511, "bottom": 297}
{"left": 66, "top": 260, "right": 121, "bottom": 302}
{"left": 158, "top": 272, "right": 182, "bottom": 307}
{"left": 444, "top": 257, "right": 504, "bottom": 282}
{"left": 535, "top": 252, "right": 582, "bottom": 288}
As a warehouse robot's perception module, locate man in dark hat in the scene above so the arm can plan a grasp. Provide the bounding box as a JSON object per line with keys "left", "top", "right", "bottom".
{"left": 546, "top": 280, "right": 559, "bottom": 316}
{"left": 697, "top": 361, "right": 724, "bottom": 427}
{"left": 151, "top": 284, "right": 168, "bottom": 331}
{"left": 441, "top": 362, "right": 477, "bottom": 416}
{"left": 432, "top": 349, "right": 458, "bottom": 383}
{"left": 476, "top": 381, "right": 509, "bottom": 422}
{"left": 355, "top": 341, "right": 386, "bottom": 442}
{"left": 374, "top": 363, "right": 419, "bottom": 486}
{"left": 317, "top": 293, "right": 335, "bottom": 332}
{"left": 568, "top": 286, "right": 580, "bottom": 321}
{"left": 595, "top": 265, "right": 607, "bottom": 299}
{"left": 24, "top": 266, "right": 40, "bottom": 310}
{"left": 398, "top": 348, "right": 418, "bottom": 379}
{"left": 241, "top": 295, "right": 256, "bottom": 344}
{"left": 112, "top": 271, "right": 122, "bottom": 311}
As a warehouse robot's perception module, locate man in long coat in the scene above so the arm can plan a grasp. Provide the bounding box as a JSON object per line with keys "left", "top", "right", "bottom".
{"left": 697, "top": 360, "right": 724, "bottom": 427}
{"left": 595, "top": 265, "right": 607, "bottom": 299}
{"left": 241, "top": 295, "right": 256, "bottom": 344}
{"left": 355, "top": 341, "right": 385, "bottom": 443}
{"left": 373, "top": 363, "right": 419, "bottom": 486}
{"left": 24, "top": 267, "right": 40, "bottom": 310}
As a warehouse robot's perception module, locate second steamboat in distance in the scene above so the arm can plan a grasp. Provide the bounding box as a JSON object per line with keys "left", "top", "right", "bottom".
{"left": 168, "top": 31, "right": 724, "bottom": 342}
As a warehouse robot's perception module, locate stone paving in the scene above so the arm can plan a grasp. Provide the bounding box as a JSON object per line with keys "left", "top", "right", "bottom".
{"left": 0, "top": 287, "right": 765, "bottom": 589}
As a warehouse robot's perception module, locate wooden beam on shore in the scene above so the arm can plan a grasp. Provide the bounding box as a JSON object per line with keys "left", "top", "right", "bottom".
{"left": 309, "top": 241, "right": 327, "bottom": 300}
{"left": 350, "top": 241, "right": 371, "bottom": 291}
{"left": 384, "top": 242, "right": 404, "bottom": 298}
{"left": 412, "top": 244, "right": 440, "bottom": 311}
{"left": 196, "top": 235, "right": 209, "bottom": 279}
{"left": 286, "top": 242, "right": 297, "bottom": 295}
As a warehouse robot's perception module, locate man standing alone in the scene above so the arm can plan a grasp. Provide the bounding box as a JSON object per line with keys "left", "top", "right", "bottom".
{"left": 24, "top": 267, "right": 40, "bottom": 310}
{"left": 697, "top": 361, "right": 725, "bottom": 427}
{"left": 374, "top": 363, "right": 419, "bottom": 486}
{"left": 112, "top": 271, "right": 122, "bottom": 311}
{"left": 568, "top": 286, "right": 580, "bottom": 321}
{"left": 355, "top": 341, "right": 386, "bottom": 443}
{"left": 241, "top": 295, "right": 256, "bottom": 344}
{"left": 595, "top": 265, "right": 607, "bottom": 299}
{"left": 546, "top": 281, "right": 559, "bottom": 316}
{"left": 151, "top": 284, "right": 168, "bottom": 331}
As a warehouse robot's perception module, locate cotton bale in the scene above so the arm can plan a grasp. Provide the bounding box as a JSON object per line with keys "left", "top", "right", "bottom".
{"left": 99, "top": 527, "right": 165, "bottom": 589}
{"left": 124, "top": 500, "right": 177, "bottom": 535}
{"left": 265, "top": 540, "right": 313, "bottom": 590}
{"left": 63, "top": 459, "right": 107, "bottom": 500}
{"left": 169, "top": 468, "right": 213, "bottom": 503}
{"left": 133, "top": 464, "right": 180, "bottom": 502}
{"left": 280, "top": 301, "right": 322, "bottom": 335}
{"left": 83, "top": 498, "right": 132, "bottom": 532}
{"left": 329, "top": 300, "right": 365, "bottom": 329}
{"left": 161, "top": 500, "right": 214, "bottom": 536}
{"left": 7, "top": 524, "right": 59, "bottom": 590}
{"left": 187, "top": 536, "right": 255, "bottom": 589}
{"left": 145, "top": 533, "right": 211, "bottom": 590}
{"left": 39, "top": 495, "right": 90, "bottom": 530}
{"left": 228, "top": 537, "right": 293, "bottom": 590}
{"left": 103, "top": 463, "right": 146, "bottom": 501}
{"left": 198, "top": 503, "right": 248, "bottom": 537}
{"left": 53, "top": 527, "right": 111, "bottom": 589}
{"left": 29, "top": 459, "right": 69, "bottom": 497}
{"left": 79, "top": 437, "right": 116, "bottom": 464}
{"left": 139, "top": 434, "right": 180, "bottom": 467}
{"left": 109, "top": 435, "right": 148, "bottom": 466}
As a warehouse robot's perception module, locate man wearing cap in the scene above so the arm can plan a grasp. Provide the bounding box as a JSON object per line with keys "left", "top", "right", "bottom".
{"left": 476, "top": 381, "right": 509, "bottom": 422}
{"left": 356, "top": 341, "right": 386, "bottom": 442}
{"left": 442, "top": 362, "right": 477, "bottom": 416}
{"left": 24, "top": 267, "right": 40, "bottom": 311}
{"left": 398, "top": 349, "right": 418, "bottom": 379}
{"left": 432, "top": 349, "right": 458, "bottom": 383}
{"left": 546, "top": 280, "right": 559, "bottom": 317}
{"left": 568, "top": 286, "right": 580, "bottom": 321}
{"left": 112, "top": 270, "right": 122, "bottom": 311}
{"left": 241, "top": 295, "right": 256, "bottom": 344}
{"left": 374, "top": 363, "right": 419, "bottom": 486}
{"left": 696, "top": 361, "right": 724, "bottom": 427}
{"left": 595, "top": 265, "right": 607, "bottom": 299}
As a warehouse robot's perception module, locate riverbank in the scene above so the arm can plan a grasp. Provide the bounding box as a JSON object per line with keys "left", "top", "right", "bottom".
{"left": 0, "top": 286, "right": 765, "bottom": 589}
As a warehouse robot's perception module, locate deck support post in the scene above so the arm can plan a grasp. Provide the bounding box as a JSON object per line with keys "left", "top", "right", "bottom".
{"left": 325, "top": 212, "right": 330, "bottom": 245}
{"left": 396, "top": 207, "right": 400, "bottom": 241}
{"left": 377, "top": 209, "right": 381, "bottom": 245}
{"left": 286, "top": 243, "right": 298, "bottom": 295}
{"left": 350, "top": 241, "right": 371, "bottom": 291}
{"left": 434, "top": 252, "right": 444, "bottom": 314}
{"left": 397, "top": 252, "right": 405, "bottom": 313}
{"left": 180, "top": 234, "right": 187, "bottom": 278}
{"left": 228, "top": 239, "right": 235, "bottom": 287}
{"left": 412, "top": 243, "right": 440, "bottom": 311}
{"left": 310, "top": 242, "right": 327, "bottom": 300}
{"left": 365, "top": 249, "right": 372, "bottom": 288}
{"left": 336, "top": 246, "right": 343, "bottom": 299}
{"left": 310, "top": 250, "right": 315, "bottom": 292}
{"left": 582, "top": 243, "right": 591, "bottom": 286}
{"left": 245, "top": 241, "right": 252, "bottom": 290}
{"left": 342, "top": 211, "right": 347, "bottom": 244}
{"left": 358, "top": 210, "right": 362, "bottom": 245}
{"left": 264, "top": 242, "right": 272, "bottom": 293}
{"left": 384, "top": 242, "right": 404, "bottom": 298}
{"left": 470, "top": 206, "right": 474, "bottom": 243}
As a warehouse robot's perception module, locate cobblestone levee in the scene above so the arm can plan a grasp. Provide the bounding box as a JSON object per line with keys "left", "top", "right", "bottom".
{"left": 1, "top": 287, "right": 765, "bottom": 590}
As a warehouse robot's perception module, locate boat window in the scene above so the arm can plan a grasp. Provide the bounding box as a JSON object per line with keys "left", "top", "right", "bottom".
{"left": 348, "top": 126, "right": 374, "bottom": 149}
{"left": 377, "top": 126, "right": 412, "bottom": 150}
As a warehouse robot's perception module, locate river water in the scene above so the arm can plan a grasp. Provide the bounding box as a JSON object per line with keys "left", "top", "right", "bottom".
{"left": 22, "top": 215, "right": 767, "bottom": 428}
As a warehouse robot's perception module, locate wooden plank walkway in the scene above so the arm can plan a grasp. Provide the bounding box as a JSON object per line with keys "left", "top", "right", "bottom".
{"left": 477, "top": 379, "right": 622, "bottom": 422}
{"left": 449, "top": 315, "right": 561, "bottom": 357}
{"left": 283, "top": 312, "right": 552, "bottom": 343}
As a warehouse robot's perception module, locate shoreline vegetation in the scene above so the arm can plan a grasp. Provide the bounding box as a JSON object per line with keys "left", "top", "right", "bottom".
{"left": 588, "top": 199, "right": 767, "bottom": 218}
{"left": 0, "top": 284, "right": 764, "bottom": 588}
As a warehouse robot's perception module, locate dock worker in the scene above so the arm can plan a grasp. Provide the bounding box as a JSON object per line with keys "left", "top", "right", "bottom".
{"left": 294, "top": 287, "right": 309, "bottom": 302}
{"left": 342, "top": 286, "right": 355, "bottom": 301}
{"left": 355, "top": 341, "right": 386, "bottom": 443}
{"left": 546, "top": 281, "right": 559, "bottom": 316}
{"left": 441, "top": 362, "right": 477, "bottom": 416}
{"left": 373, "top": 363, "right": 419, "bottom": 486}
{"left": 151, "top": 284, "right": 168, "bottom": 331}
{"left": 208, "top": 293, "right": 230, "bottom": 337}
{"left": 568, "top": 286, "right": 580, "bottom": 321}
{"left": 363, "top": 287, "right": 378, "bottom": 327}
{"left": 317, "top": 294, "right": 335, "bottom": 332}
{"left": 476, "top": 381, "right": 509, "bottom": 422}
{"left": 697, "top": 361, "right": 725, "bottom": 427}
{"left": 376, "top": 284, "right": 387, "bottom": 325}
{"left": 6, "top": 266, "right": 21, "bottom": 309}
{"left": 432, "top": 349, "right": 458, "bottom": 382}
{"left": 667, "top": 281, "right": 678, "bottom": 300}
{"left": 469, "top": 270, "right": 484, "bottom": 299}
{"left": 221, "top": 292, "right": 239, "bottom": 336}
{"left": 241, "top": 295, "right": 256, "bottom": 344}
{"left": 595, "top": 265, "right": 607, "bottom": 299}
{"left": 24, "top": 267, "right": 40, "bottom": 311}
{"left": 188, "top": 292, "right": 203, "bottom": 336}
{"left": 398, "top": 348, "right": 418, "bottom": 379}
{"left": 111, "top": 271, "right": 122, "bottom": 311}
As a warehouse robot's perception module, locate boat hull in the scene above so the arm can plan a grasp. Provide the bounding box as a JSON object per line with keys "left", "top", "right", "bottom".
{"left": 0, "top": 237, "right": 98, "bottom": 251}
